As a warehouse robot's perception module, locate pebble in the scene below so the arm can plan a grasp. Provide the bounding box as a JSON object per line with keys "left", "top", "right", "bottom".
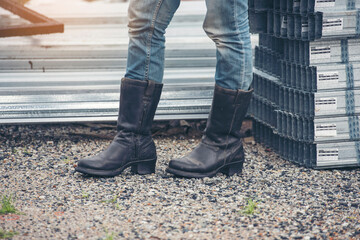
{"left": 0, "top": 123, "right": 359, "bottom": 239}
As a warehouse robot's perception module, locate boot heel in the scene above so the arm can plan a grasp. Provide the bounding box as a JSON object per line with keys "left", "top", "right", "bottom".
{"left": 221, "top": 161, "right": 244, "bottom": 176}
{"left": 131, "top": 160, "right": 156, "bottom": 175}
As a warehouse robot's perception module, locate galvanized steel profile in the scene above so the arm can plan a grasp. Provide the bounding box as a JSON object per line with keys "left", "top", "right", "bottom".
{"left": 248, "top": 0, "right": 360, "bottom": 168}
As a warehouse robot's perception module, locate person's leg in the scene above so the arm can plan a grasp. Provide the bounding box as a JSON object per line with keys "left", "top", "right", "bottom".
{"left": 203, "top": 0, "right": 253, "bottom": 90}
{"left": 167, "top": 0, "right": 253, "bottom": 178}
{"left": 125, "top": 0, "right": 181, "bottom": 83}
{"left": 75, "top": 0, "right": 180, "bottom": 177}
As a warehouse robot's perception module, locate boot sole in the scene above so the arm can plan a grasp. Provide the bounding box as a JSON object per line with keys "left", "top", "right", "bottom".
{"left": 166, "top": 161, "right": 244, "bottom": 178}
{"left": 75, "top": 158, "right": 156, "bottom": 177}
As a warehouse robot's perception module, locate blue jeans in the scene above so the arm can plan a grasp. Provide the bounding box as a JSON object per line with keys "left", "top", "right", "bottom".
{"left": 125, "top": 0, "right": 253, "bottom": 90}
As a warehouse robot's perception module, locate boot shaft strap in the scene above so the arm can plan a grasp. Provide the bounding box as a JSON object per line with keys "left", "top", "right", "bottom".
{"left": 144, "top": 80, "right": 156, "bottom": 100}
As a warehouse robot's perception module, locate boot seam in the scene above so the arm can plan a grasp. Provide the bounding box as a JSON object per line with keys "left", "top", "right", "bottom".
{"left": 133, "top": 134, "right": 138, "bottom": 160}
{"left": 140, "top": 81, "right": 154, "bottom": 132}
{"left": 222, "top": 105, "right": 239, "bottom": 164}
{"left": 234, "top": 88, "right": 254, "bottom": 105}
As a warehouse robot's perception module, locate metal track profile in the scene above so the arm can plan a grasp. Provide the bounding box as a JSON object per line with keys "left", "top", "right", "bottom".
{"left": 0, "top": 70, "right": 217, "bottom": 124}
{"left": 255, "top": 39, "right": 360, "bottom": 79}
{"left": 249, "top": 0, "right": 360, "bottom": 168}
{"left": 272, "top": 10, "right": 360, "bottom": 41}
{"left": 306, "top": 0, "right": 360, "bottom": 13}
{"left": 250, "top": 96, "right": 278, "bottom": 128}
{"left": 275, "top": 110, "right": 360, "bottom": 142}
{"left": 249, "top": 0, "right": 360, "bottom": 13}
{"left": 0, "top": 0, "right": 64, "bottom": 37}
{"left": 279, "top": 61, "right": 360, "bottom": 91}
{"left": 251, "top": 95, "right": 360, "bottom": 143}
{"left": 253, "top": 70, "right": 360, "bottom": 118}
{"left": 248, "top": 0, "right": 360, "bottom": 35}
{"left": 315, "top": 141, "right": 360, "bottom": 167}
{"left": 249, "top": 67, "right": 360, "bottom": 167}
{"left": 253, "top": 120, "right": 360, "bottom": 168}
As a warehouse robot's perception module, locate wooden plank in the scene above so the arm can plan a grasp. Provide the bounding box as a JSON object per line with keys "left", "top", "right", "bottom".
{"left": 0, "top": 0, "right": 64, "bottom": 37}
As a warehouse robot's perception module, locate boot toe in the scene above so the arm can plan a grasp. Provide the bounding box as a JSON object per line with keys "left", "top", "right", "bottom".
{"left": 77, "top": 156, "right": 104, "bottom": 170}
{"left": 168, "top": 157, "right": 204, "bottom": 172}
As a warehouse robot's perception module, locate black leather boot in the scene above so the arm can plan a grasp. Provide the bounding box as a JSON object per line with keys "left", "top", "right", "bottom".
{"left": 75, "top": 78, "right": 163, "bottom": 177}
{"left": 167, "top": 84, "right": 253, "bottom": 178}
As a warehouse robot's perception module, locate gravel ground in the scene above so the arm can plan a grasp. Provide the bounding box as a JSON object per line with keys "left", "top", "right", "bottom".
{"left": 0, "top": 123, "right": 359, "bottom": 240}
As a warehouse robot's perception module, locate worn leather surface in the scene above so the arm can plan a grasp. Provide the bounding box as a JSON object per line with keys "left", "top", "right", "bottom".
{"left": 77, "top": 78, "right": 162, "bottom": 173}
{"left": 168, "top": 84, "right": 253, "bottom": 174}
{"left": 117, "top": 78, "right": 163, "bottom": 134}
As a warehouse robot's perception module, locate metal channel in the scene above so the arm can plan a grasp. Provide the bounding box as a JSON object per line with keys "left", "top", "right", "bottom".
{"left": 249, "top": 0, "right": 360, "bottom": 168}
{"left": 0, "top": 1, "right": 261, "bottom": 124}
{"left": 253, "top": 119, "right": 360, "bottom": 168}
{"left": 249, "top": 0, "right": 360, "bottom": 38}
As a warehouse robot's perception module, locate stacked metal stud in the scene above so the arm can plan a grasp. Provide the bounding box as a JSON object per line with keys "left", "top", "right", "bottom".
{"left": 248, "top": 0, "right": 360, "bottom": 168}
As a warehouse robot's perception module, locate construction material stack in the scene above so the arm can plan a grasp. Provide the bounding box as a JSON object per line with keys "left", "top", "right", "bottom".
{"left": 248, "top": 0, "right": 360, "bottom": 168}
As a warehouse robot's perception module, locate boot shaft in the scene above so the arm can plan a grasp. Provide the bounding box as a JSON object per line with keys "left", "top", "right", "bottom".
{"left": 117, "top": 78, "right": 163, "bottom": 134}
{"left": 204, "top": 84, "right": 253, "bottom": 145}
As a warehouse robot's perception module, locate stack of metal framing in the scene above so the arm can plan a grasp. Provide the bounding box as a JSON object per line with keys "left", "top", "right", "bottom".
{"left": 0, "top": 1, "right": 217, "bottom": 123}
{"left": 248, "top": 0, "right": 360, "bottom": 168}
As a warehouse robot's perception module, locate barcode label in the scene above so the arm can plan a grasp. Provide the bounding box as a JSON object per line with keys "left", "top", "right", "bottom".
{"left": 315, "top": 124, "right": 337, "bottom": 137}
{"left": 322, "top": 18, "right": 343, "bottom": 32}
{"left": 317, "top": 149, "right": 339, "bottom": 162}
{"left": 293, "top": 0, "right": 300, "bottom": 7}
{"left": 315, "top": 0, "right": 336, "bottom": 8}
{"left": 317, "top": 71, "right": 339, "bottom": 88}
{"left": 302, "top": 23, "right": 309, "bottom": 33}
{"left": 310, "top": 46, "right": 331, "bottom": 60}
{"left": 281, "top": 16, "right": 287, "bottom": 29}
{"left": 315, "top": 97, "right": 337, "bottom": 112}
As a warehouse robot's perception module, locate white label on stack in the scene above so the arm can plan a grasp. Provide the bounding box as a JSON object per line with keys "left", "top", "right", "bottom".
{"left": 315, "top": 0, "right": 336, "bottom": 8}
{"left": 317, "top": 149, "right": 339, "bottom": 163}
{"left": 322, "top": 18, "right": 343, "bottom": 32}
{"left": 315, "top": 97, "right": 338, "bottom": 112}
{"left": 281, "top": 16, "right": 287, "bottom": 29}
{"left": 302, "top": 23, "right": 309, "bottom": 33}
{"left": 317, "top": 71, "right": 339, "bottom": 88}
{"left": 310, "top": 46, "right": 331, "bottom": 60}
{"left": 315, "top": 124, "right": 337, "bottom": 137}
{"left": 293, "top": 0, "right": 300, "bottom": 7}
